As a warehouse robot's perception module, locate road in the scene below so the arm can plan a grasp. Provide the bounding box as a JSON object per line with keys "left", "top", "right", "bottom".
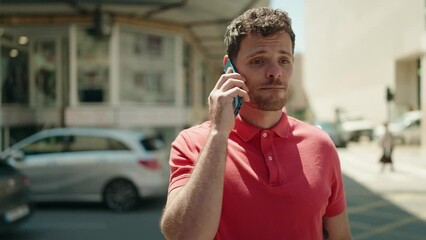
{"left": 338, "top": 142, "right": 426, "bottom": 239}
{"left": 1, "top": 198, "right": 167, "bottom": 240}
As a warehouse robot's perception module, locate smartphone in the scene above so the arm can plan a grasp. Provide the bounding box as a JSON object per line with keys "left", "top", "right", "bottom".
{"left": 224, "top": 59, "right": 243, "bottom": 116}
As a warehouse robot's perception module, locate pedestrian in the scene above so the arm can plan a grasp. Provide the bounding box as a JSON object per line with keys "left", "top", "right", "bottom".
{"left": 160, "top": 7, "right": 351, "bottom": 240}
{"left": 379, "top": 122, "right": 395, "bottom": 172}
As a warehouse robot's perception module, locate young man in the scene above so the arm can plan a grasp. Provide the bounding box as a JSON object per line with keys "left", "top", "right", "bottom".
{"left": 161, "top": 7, "right": 351, "bottom": 240}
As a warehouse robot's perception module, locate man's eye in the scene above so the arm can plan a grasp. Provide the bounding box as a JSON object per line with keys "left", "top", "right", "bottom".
{"left": 251, "top": 60, "right": 263, "bottom": 65}
{"left": 280, "top": 59, "right": 290, "bottom": 64}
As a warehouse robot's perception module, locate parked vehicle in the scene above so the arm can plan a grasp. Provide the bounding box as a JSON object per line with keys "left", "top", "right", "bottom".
{"left": 374, "top": 110, "right": 422, "bottom": 145}
{"left": 0, "top": 160, "right": 33, "bottom": 233}
{"left": 340, "top": 117, "right": 374, "bottom": 142}
{"left": 315, "top": 121, "right": 349, "bottom": 148}
{"left": 2, "top": 128, "right": 169, "bottom": 211}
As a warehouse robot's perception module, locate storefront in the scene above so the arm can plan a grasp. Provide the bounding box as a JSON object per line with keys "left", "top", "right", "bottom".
{"left": 0, "top": 21, "right": 211, "bottom": 149}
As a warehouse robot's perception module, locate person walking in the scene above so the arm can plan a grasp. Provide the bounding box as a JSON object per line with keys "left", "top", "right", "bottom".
{"left": 380, "top": 122, "right": 395, "bottom": 172}
{"left": 160, "top": 7, "right": 351, "bottom": 240}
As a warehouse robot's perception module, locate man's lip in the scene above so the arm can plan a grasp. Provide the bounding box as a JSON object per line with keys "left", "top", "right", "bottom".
{"left": 259, "top": 87, "right": 286, "bottom": 90}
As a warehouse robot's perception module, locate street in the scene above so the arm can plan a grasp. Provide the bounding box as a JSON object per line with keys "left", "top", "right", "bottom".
{"left": 339, "top": 142, "right": 426, "bottom": 239}
{"left": 1, "top": 142, "right": 425, "bottom": 240}
{"left": 0, "top": 198, "right": 167, "bottom": 240}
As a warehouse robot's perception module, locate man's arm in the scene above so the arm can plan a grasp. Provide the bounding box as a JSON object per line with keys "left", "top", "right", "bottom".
{"left": 160, "top": 129, "right": 228, "bottom": 240}
{"left": 160, "top": 64, "right": 249, "bottom": 240}
{"left": 324, "top": 209, "right": 352, "bottom": 240}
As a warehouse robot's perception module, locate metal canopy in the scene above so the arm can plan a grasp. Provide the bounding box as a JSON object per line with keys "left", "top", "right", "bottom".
{"left": 0, "top": 0, "right": 269, "bottom": 67}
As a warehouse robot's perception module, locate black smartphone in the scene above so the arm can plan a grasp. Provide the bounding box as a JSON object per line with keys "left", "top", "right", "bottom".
{"left": 224, "top": 59, "right": 243, "bottom": 116}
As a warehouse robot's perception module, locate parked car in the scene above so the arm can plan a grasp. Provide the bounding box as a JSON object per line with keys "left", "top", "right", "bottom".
{"left": 2, "top": 128, "right": 169, "bottom": 211}
{"left": 315, "top": 121, "right": 349, "bottom": 148}
{"left": 374, "top": 110, "right": 422, "bottom": 145}
{"left": 340, "top": 117, "right": 374, "bottom": 142}
{"left": 0, "top": 160, "right": 33, "bottom": 233}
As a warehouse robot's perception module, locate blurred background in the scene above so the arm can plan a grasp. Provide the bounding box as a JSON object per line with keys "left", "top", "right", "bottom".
{"left": 0, "top": 0, "right": 425, "bottom": 239}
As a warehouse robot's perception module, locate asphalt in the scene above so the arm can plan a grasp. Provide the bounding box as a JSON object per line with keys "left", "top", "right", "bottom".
{"left": 339, "top": 141, "right": 426, "bottom": 240}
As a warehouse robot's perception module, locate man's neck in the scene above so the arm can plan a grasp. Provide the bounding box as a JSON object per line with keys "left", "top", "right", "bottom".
{"left": 239, "top": 106, "right": 283, "bottom": 129}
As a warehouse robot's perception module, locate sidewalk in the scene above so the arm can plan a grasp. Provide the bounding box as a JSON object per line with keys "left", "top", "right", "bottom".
{"left": 338, "top": 142, "right": 426, "bottom": 239}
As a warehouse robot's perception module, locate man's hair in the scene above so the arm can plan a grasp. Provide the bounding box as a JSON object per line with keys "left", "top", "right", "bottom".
{"left": 224, "top": 7, "right": 295, "bottom": 61}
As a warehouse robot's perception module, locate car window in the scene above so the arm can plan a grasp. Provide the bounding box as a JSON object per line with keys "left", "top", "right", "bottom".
{"left": 318, "top": 123, "right": 334, "bottom": 132}
{"left": 140, "top": 136, "right": 164, "bottom": 151}
{"left": 65, "top": 135, "right": 129, "bottom": 152}
{"left": 407, "top": 119, "right": 420, "bottom": 128}
{"left": 0, "top": 161, "right": 14, "bottom": 175}
{"left": 21, "top": 136, "right": 66, "bottom": 155}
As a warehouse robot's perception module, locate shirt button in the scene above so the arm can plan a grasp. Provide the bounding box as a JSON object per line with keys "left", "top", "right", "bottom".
{"left": 268, "top": 156, "right": 273, "bottom": 161}
{"left": 262, "top": 132, "right": 268, "bottom": 137}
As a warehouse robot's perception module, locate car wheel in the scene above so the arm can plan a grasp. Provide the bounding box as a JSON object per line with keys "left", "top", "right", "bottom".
{"left": 103, "top": 179, "right": 139, "bottom": 211}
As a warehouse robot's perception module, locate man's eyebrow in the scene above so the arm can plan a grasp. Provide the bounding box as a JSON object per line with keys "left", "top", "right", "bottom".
{"left": 279, "top": 50, "right": 293, "bottom": 57}
{"left": 245, "top": 49, "right": 293, "bottom": 58}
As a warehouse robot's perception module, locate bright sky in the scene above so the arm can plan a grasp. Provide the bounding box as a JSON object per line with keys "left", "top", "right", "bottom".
{"left": 270, "top": 0, "right": 305, "bottom": 53}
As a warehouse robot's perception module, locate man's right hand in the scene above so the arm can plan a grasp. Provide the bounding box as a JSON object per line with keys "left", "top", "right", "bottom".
{"left": 208, "top": 67, "right": 249, "bottom": 134}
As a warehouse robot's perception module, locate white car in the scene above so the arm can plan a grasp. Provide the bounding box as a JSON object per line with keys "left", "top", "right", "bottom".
{"left": 2, "top": 128, "right": 169, "bottom": 211}
{"left": 374, "top": 111, "right": 422, "bottom": 145}
{"left": 340, "top": 118, "right": 374, "bottom": 142}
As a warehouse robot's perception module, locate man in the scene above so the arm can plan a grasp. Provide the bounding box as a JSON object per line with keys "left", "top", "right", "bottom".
{"left": 160, "top": 7, "right": 351, "bottom": 240}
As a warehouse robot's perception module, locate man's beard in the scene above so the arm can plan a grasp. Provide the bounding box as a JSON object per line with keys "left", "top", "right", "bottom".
{"left": 249, "top": 93, "right": 288, "bottom": 111}
{"left": 248, "top": 80, "right": 290, "bottom": 111}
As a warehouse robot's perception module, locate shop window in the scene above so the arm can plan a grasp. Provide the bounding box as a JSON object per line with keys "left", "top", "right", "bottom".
{"left": 32, "top": 40, "right": 57, "bottom": 106}
{"left": 183, "top": 42, "right": 193, "bottom": 106}
{"left": 76, "top": 28, "right": 109, "bottom": 103}
{"left": 119, "top": 29, "right": 176, "bottom": 104}
{"left": 1, "top": 35, "right": 29, "bottom": 105}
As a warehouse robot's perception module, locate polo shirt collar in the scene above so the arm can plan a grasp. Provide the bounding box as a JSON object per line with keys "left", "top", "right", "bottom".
{"left": 233, "top": 108, "right": 290, "bottom": 142}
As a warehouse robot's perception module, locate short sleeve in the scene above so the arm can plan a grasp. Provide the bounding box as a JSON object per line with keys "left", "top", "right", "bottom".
{"left": 324, "top": 144, "right": 347, "bottom": 217}
{"left": 168, "top": 128, "right": 206, "bottom": 193}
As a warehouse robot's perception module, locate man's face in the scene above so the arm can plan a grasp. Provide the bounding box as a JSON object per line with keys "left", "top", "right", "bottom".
{"left": 234, "top": 32, "right": 293, "bottom": 111}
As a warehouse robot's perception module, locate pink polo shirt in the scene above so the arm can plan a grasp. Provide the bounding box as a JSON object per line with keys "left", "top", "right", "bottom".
{"left": 168, "top": 111, "right": 347, "bottom": 239}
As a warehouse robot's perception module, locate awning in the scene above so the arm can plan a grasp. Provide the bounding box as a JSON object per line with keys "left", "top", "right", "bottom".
{"left": 0, "top": 0, "right": 269, "bottom": 68}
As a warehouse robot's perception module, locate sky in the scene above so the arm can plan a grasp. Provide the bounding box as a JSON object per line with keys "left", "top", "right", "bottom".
{"left": 270, "top": 0, "right": 305, "bottom": 53}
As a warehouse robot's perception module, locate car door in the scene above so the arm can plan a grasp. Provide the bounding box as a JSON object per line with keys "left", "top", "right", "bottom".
{"left": 11, "top": 135, "right": 66, "bottom": 197}
{"left": 51, "top": 134, "right": 127, "bottom": 197}
{"left": 402, "top": 119, "right": 421, "bottom": 144}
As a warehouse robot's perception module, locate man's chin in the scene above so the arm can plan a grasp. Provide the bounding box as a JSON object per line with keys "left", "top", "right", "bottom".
{"left": 249, "top": 101, "right": 286, "bottom": 111}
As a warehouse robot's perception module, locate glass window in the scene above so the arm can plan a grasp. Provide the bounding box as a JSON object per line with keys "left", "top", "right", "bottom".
{"left": 119, "top": 29, "right": 176, "bottom": 104}
{"left": 1, "top": 33, "right": 29, "bottom": 104}
{"left": 76, "top": 28, "right": 109, "bottom": 103}
{"left": 21, "top": 136, "right": 65, "bottom": 155}
{"left": 0, "top": 161, "right": 14, "bottom": 173}
{"left": 183, "top": 42, "right": 193, "bottom": 106}
{"left": 140, "top": 136, "right": 164, "bottom": 151}
{"left": 32, "top": 40, "right": 57, "bottom": 106}
{"left": 67, "top": 135, "right": 129, "bottom": 152}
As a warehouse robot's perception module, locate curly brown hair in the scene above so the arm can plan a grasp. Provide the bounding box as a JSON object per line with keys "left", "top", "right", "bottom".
{"left": 224, "top": 7, "right": 295, "bottom": 62}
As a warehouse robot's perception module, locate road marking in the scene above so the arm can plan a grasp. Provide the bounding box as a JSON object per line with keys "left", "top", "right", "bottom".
{"left": 348, "top": 200, "right": 390, "bottom": 214}
{"left": 353, "top": 216, "right": 420, "bottom": 239}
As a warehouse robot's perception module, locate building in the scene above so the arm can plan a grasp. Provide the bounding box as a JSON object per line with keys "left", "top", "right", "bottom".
{"left": 0, "top": 0, "right": 269, "bottom": 150}
{"left": 305, "top": 0, "right": 426, "bottom": 147}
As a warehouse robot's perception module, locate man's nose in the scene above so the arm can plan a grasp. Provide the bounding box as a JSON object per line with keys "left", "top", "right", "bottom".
{"left": 266, "top": 62, "right": 282, "bottom": 79}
